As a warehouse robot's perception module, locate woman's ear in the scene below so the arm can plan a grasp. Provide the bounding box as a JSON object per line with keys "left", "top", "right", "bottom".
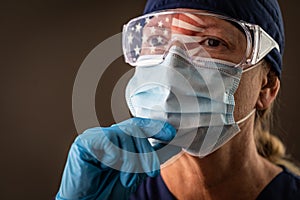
{"left": 256, "top": 70, "right": 280, "bottom": 110}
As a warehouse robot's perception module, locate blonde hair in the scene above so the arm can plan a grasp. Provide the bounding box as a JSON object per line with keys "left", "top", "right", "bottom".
{"left": 254, "top": 68, "right": 300, "bottom": 175}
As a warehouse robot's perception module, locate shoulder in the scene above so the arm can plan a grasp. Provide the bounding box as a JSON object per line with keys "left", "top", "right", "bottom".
{"left": 257, "top": 166, "right": 300, "bottom": 200}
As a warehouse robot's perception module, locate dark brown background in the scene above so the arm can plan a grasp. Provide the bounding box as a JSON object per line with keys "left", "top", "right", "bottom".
{"left": 1, "top": 0, "right": 299, "bottom": 199}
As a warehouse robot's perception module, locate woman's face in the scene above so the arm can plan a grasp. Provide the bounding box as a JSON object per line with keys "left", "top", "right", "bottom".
{"left": 140, "top": 8, "right": 270, "bottom": 122}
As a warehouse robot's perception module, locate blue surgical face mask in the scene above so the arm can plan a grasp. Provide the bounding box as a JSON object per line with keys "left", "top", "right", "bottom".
{"left": 125, "top": 46, "right": 255, "bottom": 157}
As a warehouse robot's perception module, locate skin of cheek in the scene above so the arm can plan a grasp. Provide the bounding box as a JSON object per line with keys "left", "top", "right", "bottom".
{"left": 233, "top": 65, "right": 263, "bottom": 121}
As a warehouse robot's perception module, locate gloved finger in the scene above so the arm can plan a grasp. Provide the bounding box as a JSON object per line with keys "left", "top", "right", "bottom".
{"left": 82, "top": 125, "right": 159, "bottom": 174}
{"left": 114, "top": 117, "right": 176, "bottom": 142}
{"left": 77, "top": 127, "right": 126, "bottom": 169}
{"left": 119, "top": 135, "right": 159, "bottom": 169}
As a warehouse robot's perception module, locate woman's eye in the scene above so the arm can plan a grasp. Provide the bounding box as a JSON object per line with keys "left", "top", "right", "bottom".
{"left": 203, "top": 38, "right": 222, "bottom": 47}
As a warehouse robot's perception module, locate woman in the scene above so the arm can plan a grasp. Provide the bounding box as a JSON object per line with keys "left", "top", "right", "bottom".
{"left": 56, "top": 0, "right": 300, "bottom": 199}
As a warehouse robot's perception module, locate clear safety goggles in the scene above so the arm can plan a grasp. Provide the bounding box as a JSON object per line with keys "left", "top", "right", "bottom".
{"left": 122, "top": 10, "right": 280, "bottom": 68}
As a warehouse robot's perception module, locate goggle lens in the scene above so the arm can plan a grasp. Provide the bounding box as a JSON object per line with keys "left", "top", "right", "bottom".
{"left": 123, "top": 11, "right": 279, "bottom": 68}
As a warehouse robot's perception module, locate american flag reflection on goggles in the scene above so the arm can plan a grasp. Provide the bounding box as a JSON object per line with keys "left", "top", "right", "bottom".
{"left": 122, "top": 10, "right": 279, "bottom": 68}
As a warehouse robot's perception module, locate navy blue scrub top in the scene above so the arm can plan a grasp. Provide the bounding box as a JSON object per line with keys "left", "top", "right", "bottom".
{"left": 130, "top": 166, "right": 300, "bottom": 200}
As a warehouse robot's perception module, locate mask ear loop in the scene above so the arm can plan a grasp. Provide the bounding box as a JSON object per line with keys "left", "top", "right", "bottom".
{"left": 242, "top": 61, "right": 262, "bottom": 73}
{"left": 236, "top": 109, "right": 256, "bottom": 124}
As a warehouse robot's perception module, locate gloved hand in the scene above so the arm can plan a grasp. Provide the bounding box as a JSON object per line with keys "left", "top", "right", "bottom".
{"left": 56, "top": 117, "right": 178, "bottom": 200}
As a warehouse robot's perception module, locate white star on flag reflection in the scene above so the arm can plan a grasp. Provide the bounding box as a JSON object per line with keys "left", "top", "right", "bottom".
{"left": 126, "top": 13, "right": 205, "bottom": 61}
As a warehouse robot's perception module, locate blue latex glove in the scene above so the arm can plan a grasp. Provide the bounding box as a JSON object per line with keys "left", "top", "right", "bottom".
{"left": 56, "top": 118, "right": 178, "bottom": 200}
